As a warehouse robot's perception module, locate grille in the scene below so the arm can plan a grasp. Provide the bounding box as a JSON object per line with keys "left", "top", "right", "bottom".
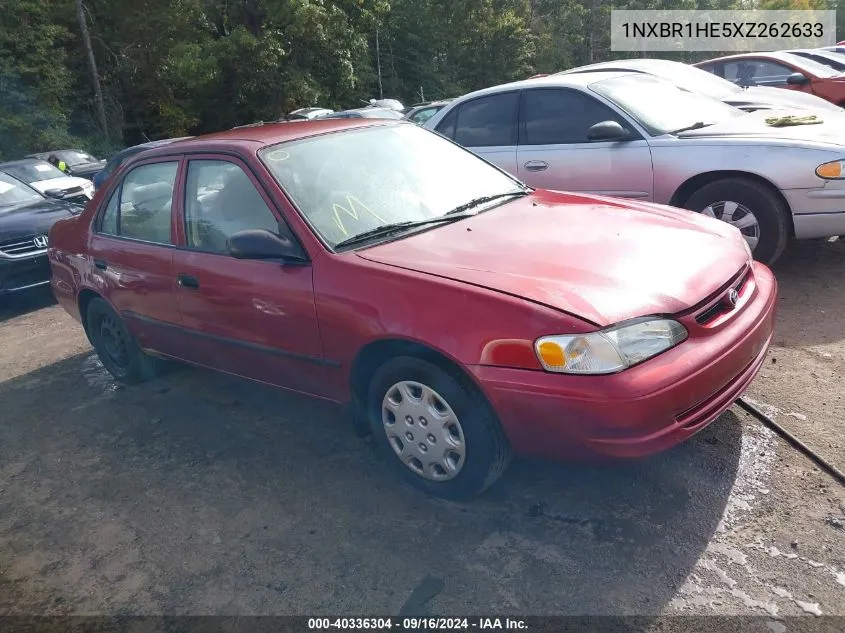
{"left": 0, "top": 235, "right": 48, "bottom": 259}
{"left": 694, "top": 268, "right": 750, "bottom": 326}
{"left": 57, "top": 186, "right": 89, "bottom": 205}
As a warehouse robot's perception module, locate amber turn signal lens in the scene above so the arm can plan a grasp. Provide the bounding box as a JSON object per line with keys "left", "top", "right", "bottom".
{"left": 816, "top": 161, "right": 844, "bottom": 179}
{"left": 537, "top": 341, "right": 565, "bottom": 368}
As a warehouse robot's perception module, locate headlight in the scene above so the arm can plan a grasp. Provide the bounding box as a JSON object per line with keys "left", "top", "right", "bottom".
{"left": 535, "top": 318, "right": 688, "bottom": 375}
{"left": 816, "top": 160, "right": 845, "bottom": 180}
{"left": 741, "top": 236, "right": 753, "bottom": 259}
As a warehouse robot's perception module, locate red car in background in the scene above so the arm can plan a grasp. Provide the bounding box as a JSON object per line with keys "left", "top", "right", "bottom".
{"left": 696, "top": 51, "right": 845, "bottom": 107}
{"left": 47, "top": 120, "right": 776, "bottom": 500}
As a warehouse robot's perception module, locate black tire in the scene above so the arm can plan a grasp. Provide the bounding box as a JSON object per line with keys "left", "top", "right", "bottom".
{"left": 683, "top": 177, "right": 790, "bottom": 265}
{"left": 366, "top": 356, "right": 511, "bottom": 501}
{"left": 86, "top": 297, "right": 159, "bottom": 384}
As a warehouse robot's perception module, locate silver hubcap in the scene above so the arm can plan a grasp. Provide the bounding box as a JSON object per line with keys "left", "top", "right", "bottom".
{"left": 700, "top": 201, "right": 761, "bottom": 251}
{"left": 381, "top": 381, "right": 466, "bottom": 482}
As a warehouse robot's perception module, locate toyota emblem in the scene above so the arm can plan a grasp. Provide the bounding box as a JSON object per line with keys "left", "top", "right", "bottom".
{"left": 33, "top": 235, "right": 48, "bottom": 248}
{"left": 726, "top": 288, "right": 739, "bottom": 307}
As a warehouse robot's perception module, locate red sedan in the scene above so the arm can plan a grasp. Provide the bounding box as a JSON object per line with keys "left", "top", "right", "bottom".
{"left": 695, "top": 51, "right": 845, "bottom": 106}
{"left": 48, "top": 120, "right": 777, "bottom": 500}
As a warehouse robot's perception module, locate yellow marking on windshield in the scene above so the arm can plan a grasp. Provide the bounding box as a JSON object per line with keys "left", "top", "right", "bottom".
{"left": 331, "top": 194, "right": 386, "bottom": 236}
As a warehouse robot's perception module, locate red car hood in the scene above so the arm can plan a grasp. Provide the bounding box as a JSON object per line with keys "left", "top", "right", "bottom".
{"left": 356, "top": 190, "right": 749, "bottom": 327}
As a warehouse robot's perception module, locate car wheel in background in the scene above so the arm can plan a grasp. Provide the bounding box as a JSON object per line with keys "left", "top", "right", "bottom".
{"left": 86, "top": 297, "right": 160, "bottom": 384}
{"left": 683, "top": 177, "right": 790, "bottom": 265}
{"left": 367, "top": 356, "right": 511, "bottom": 500}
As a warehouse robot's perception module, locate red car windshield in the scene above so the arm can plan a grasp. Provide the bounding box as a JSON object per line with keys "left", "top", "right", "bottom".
{"left": 259, "top": 124, "right": 523, "bottom": 249}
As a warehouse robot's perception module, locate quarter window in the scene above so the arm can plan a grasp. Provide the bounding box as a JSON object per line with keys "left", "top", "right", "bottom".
{"left": 98, "top": 161, "right": 178, "bottom": 244}
{"left": 183, "top": 160, "right": 280, "bottom": 254}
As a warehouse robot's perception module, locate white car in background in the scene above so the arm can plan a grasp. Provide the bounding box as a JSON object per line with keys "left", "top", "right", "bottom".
{"left": 0, "top": 159, "right": 94, "bottom": 205}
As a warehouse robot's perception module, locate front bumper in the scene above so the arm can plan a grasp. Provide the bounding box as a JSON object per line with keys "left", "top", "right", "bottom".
{"left": 469, "top": 262, "right": 778, "bottom": 461}
{"left": 782, "top": 187, "right": 845, "bottom": 239}
{"left": 0, "top": 253, "right": 52, "bottom": 295}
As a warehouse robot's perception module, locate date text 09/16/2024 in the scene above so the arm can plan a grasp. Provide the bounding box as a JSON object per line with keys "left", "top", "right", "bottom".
{"left": 307, "top": 618, "right": 528, "bottom": 630}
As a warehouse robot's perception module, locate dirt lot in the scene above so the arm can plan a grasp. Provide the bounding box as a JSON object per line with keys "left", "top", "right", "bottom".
{"left": 0, "top": 240, "right": 843, "bottom": 622}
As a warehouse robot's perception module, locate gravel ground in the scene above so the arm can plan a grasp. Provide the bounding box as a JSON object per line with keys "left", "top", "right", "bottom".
{"left": 0, "top": 239, "right": 843, "bottom": 624}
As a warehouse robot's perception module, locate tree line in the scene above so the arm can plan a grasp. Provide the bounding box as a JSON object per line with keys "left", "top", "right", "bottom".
{"left": 0, "top": 0, "right": 835, "bottom": 159}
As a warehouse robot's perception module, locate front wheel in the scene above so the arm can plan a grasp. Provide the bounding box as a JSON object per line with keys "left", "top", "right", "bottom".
{"left": 86, "top": 297, "right": 160, "bottom": 384}
{"left": 683, "top": 177, "right": 790, "bottom": 265}
{"left": 367, "top": 356, "right": 511, "bottom": 500}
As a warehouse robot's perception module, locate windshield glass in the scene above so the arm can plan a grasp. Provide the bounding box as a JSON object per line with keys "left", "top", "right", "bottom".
{"left": 56, "top": 150, "right": 98, "bottom": 165}
{"left": 0, "top": 173, "right": 42, "bottom": 207}
{"left": 780, "top": 53, "right": 840, "bottom": 77}
{"left": 1, "top": 161, "right": 65, "bottom": 183}
{"left": 260, "top": 124, "right": 523, "bottom": 249}
{"left": 644, "top": 63, "right": 741, "bottom": 98}
{"left": 590, "top": 74, "right": 745, "bottom": 135}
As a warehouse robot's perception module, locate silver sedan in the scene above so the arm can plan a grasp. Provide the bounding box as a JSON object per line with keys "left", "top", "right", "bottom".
{"left": 424, "top": 71, "right": 845, "bottom": 264}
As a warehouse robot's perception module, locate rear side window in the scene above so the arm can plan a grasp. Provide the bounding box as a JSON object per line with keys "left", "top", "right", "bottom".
{"left": 98, "top": 161, "right": 178, "bottom": 244}
{"left": 453, "top": 92, "right": 519, "bottom": 147}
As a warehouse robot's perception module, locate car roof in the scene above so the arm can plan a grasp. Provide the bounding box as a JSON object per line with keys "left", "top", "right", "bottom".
{"left": 0, "top": 158, "right": 49, "bottom": 167}
{"left": 448, "top": 70, "right": 642, "bottom": 103}
{"left": 560, "top": 59, "right": 686, "bottom": 72}
{"left": 130, "top": 119, "right": 401, "bottom": 159}
{"left": 696, "top": 51, "right": 810, "bottom": 65}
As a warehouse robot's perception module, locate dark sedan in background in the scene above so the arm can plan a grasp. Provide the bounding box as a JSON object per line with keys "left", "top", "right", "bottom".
{"left": 0, "top": 172, "right": 81, "bottom": 296}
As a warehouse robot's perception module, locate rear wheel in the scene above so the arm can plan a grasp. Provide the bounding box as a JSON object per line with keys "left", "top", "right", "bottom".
{"left": 683, "top": 177, "right": 790, "bottom": 265}
{"left": 86, "top": 297, "right": 159, "bottom": 384}
{"left": 367, "top": 356, "right": 511, "bottom": 500}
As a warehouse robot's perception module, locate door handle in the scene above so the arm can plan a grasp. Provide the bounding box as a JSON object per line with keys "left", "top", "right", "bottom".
{"left": 177, "top": 274, "right": 200, "bottom": 289}
{"left": 93, "top": 258, "right": 108, "bottom": 270}
{"left": 523, "top": 160, "right": 549, "bottom": 172}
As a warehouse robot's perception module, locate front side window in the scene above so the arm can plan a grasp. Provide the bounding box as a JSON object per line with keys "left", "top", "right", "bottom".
{"left": 724, "top": 60, "right": 794, "bottom": 86}
{"left": 259, "top": 124, "right": 523, "bottom": 250}
{"left": 454, "top": 92, "right": 519, "bottom": 147}
{"left": 183, "top": 160, "right": 280, "bottom": 254}
{"left": 98, "top": 161, "right": 178, "bottom": 244}
{"left": 521, "top": 89, "right": 632, "bottom": 145}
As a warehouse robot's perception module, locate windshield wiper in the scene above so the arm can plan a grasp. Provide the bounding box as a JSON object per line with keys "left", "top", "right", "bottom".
{"left": 668, "top": 121, "right": 715, "bottom": 135}
{"left": 334, "top": 214, "right": 475, "bottom": 250}
{"left": 445, "top": 190, "right": 528, "bottom": 216}
{"left": 334, "top": 190, "right": 529, "bottom": 250}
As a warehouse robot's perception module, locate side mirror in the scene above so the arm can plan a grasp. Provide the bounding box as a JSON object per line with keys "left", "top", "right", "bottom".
{"left": 227, "top": 229, "right": 309, "bottom": 263}
{"left": 586, "top": 120, "right": 631, "bottom": 142}
{"left": 43, "top": 188, "right": 65, "bottom": 199}
{"left": 786, "top": 72, "right": 810, "bottom": 86}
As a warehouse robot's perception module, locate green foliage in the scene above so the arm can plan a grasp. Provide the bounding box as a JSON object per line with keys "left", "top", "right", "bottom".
{"left": 1, "top": 0, "right": 813, "bottom": 160}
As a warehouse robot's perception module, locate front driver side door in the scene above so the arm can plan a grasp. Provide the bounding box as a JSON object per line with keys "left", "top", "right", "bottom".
{"left": 171, "top": 155, "right": 326, "bottom": 397}
{"left": 516, "top": 88, "right": 654, "bottom": 200}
